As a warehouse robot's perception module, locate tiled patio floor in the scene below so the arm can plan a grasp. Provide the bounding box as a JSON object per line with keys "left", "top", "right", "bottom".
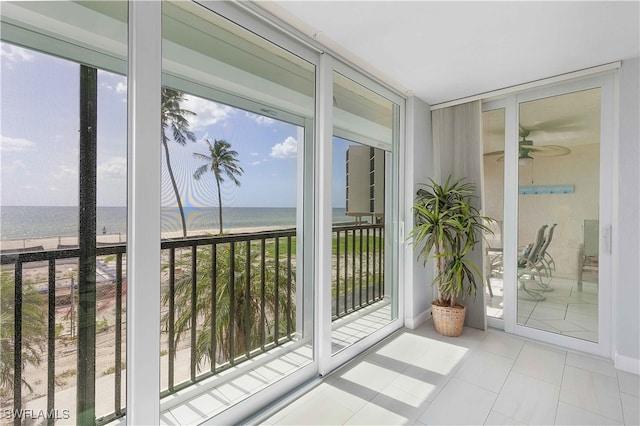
{"left": 487, "top": 276, "right": 599, "bottom": 341}
{"left": 261, "top": 321, "right": 639, "bottom": 425}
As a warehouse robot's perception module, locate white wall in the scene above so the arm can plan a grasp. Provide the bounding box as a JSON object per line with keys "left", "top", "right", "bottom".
{"left": 404, "top": 96, "right": 434, "bottom": 328}
{"left": 615, "top": 57, "right": 639, "bottom": 373}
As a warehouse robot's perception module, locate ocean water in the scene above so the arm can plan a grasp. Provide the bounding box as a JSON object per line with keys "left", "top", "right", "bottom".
{"left": 0, "top": 206, "right": 352, "bottom": 240}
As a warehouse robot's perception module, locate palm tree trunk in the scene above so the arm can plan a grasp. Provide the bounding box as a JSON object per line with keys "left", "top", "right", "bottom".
{"left": 435, "top": 241, "right": 443, "bottom": 305}
{"left": 163, "top": 139, "right": 187, "bottom": 237}
{"left": 215, "top": 174, "right": 223, "bottom": 235}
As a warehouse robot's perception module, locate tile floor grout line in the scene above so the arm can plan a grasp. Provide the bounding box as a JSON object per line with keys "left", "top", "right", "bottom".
{"left": 615, "top": 369, "right": 628, "bottom": 425}
{"left": 481, "top": 335, "right": 525, "bottom": 425}
{"left": 551, "top": 349, "right": 569, "bottom": 425}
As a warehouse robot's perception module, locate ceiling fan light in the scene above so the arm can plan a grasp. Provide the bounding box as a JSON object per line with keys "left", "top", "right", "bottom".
{"left": 519, "top": 157, "right": 532, "bottom": 166}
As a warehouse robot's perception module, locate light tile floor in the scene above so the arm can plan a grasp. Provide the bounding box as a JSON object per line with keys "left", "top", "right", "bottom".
{"left": 160, "top": 301, "right": 394, "bottom": 424}
{"left": 332, "top": 301, "right": 392, "bottom": 353}
{"left": 262, "top": 322, "right": 639, "bottom": 425}
{"left": 486, "top": 276, "right": 599, "bottom": 342}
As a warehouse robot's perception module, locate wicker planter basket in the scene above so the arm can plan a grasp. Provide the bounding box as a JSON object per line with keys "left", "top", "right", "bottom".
{"left": 431, "top": 303, "right": 467, "bottom": 337}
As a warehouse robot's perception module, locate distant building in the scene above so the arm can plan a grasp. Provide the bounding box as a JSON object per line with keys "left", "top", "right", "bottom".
{"left": 345, "top": 145, "right": 384, "bottom": 224}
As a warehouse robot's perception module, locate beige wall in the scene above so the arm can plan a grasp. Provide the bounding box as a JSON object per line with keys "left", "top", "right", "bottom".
{"left": 484, "top": 143, "right": 599, "bottom": 278}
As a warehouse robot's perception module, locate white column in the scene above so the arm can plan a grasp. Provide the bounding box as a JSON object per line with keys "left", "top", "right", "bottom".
{"left": 126, "top": 1, "right": 161, "bottom": 423}
{"left": 316, "top": 53, "right": 333, "bottom": 375}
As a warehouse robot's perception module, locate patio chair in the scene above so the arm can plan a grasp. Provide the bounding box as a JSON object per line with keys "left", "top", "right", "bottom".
{"left": 539, "top": 223, "right": 557, "bottom": 274}
{"left": 528, "top": 223, "right": 557, "bottom": 289}
{"left": 517, "top": 224, "right": 549, "bottom": 300}
{"left": 486, "top": 224, "right": 549, "bottom": 300}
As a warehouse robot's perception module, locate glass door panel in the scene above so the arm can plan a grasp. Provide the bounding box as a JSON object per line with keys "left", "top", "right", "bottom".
{"left": 482, "top": 107, "right": 506, "bottom": 321}
{"left": 516, "top": 88, "right": 601, "bottom": 342}
{"left": 0, "top": 2, "right": 128, "bottom": 423}
{"left": 331, "top": 71, "right": 398, "bottom": 355}
{"left": 160, "top": 1, "right": 315, "bottom": 422}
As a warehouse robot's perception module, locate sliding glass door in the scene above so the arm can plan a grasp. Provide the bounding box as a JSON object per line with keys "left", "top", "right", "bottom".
{"left": 482, "top": 105, "right": 506, "bottom": 325}
{"left": 483, "top": 75, "right": 614, "bottom": 356}
{"left": 1, "top": 2, "right": 128, "bottom": 423}
{"left": 159, "top": 2, "right": 316, "bottom": 422}
{"left": 516, "top": 88, "right": 602, "bottom": 342}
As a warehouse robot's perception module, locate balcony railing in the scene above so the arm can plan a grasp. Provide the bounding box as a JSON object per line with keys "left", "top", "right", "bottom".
{"left": 0, "top": 223, "right": 384, "bottom": 425}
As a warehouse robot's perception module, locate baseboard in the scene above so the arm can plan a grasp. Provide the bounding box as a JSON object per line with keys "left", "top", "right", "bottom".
{"left": 405, "top": 307, "right": 432, "bottom": 330}
{"left": 614, "top": 352, "right": 640, "bottom": 375}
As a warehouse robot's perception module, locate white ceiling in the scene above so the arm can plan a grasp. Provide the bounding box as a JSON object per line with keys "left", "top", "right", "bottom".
{"left": 259, "top": 1, "right": 640, "bottom": 105}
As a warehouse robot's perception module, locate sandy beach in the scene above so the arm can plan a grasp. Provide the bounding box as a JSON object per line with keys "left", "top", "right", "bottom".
{"left": 0, "top": 224, "right": 295, "bottom": 253}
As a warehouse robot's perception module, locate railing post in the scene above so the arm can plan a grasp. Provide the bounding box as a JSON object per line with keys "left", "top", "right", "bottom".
{"left": 13, "top": 261, "right": 22, "bottom": 426}
{"left": 373, "top": 226, "right": 378, "bottom": 299}
{"left": 115, "top": 253, "right": 123, "bottom": 415}
{"left": 210, "top": 244, "right": 217, "bottom": 373}
{"left": 229, "top": 242, "right": 235, "bottom": 364}
{"left": 190, "top": 245, "right": 197, "bottom": 381}
{"left": 379, "top": 226, "right": 384, "bottom": 297}
{"left": 168, "top": 248, "right": 175, "bottom": 391}
{"left": 366, "top": 228, "right": 370, "bottom": 305}
{"left": 77, "top": 64, "right": 97, "bottom": 425}
{"left": 47, "top": 260, "right": 56, "bottom": 426}
{"left": 274, "top": 238, "right": 280, "bottom": 344}
{"left": 245, "top": 241, "right": 251, "bottom": 358}
{"left": 343, "top": 231, "right": 348, "bottom": 316}
{"left": 358, "top": 228, "right": 363, "bottom": 307}
{"left": 335, "top": 229, "right": 340, "bottom": 318}
{"left": 260, "top": 239, "right": 266, "bottom": 349}
{"left": 287, "top": 236, "right": 292, "bottom": 336}
{"left": 351, "top": 229, "right": 356, "bottom": 311}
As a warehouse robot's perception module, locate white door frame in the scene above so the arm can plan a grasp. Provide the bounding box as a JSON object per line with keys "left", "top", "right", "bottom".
{"left": 483, "top": 72, "right": 616, "bottom": 358}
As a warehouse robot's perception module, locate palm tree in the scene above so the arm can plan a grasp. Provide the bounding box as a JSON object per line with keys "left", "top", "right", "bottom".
{"left": 162, "top": 242, "right": 294, "bottom": 368}
{"left": 193, "top": 139, "right": 243, "bottom": 235}
{"left": 162, "top": 88, "right": 197, "bottom": 238}
{"left": 0, "top": 272, "right": 46, "bottom": 400}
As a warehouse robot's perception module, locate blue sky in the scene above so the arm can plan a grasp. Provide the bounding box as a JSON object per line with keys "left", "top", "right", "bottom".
{"left": 1, "top": 41, "right": 351, "bottom": 209}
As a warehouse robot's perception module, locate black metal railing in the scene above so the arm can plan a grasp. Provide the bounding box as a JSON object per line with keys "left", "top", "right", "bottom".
{"left": 0, "top": 223, "right": 384, "bottom": 424}
{"left": 159, "top": 228, "right": 297, "bottom": 397}
{"left": 0, "top": 245, "right": 127, "bottom": 426}
{"left": 332, "top": 223, "right": 385, "bottom": 320}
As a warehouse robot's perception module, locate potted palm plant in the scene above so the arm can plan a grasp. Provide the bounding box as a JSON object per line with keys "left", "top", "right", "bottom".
{"left": 411, "top": 175, "right": 493, "bottom": 336}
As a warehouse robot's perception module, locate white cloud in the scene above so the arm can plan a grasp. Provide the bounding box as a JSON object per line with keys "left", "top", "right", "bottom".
{"left": 182, "top": 95, "right": 235, "bottom": 129}
{"left": 5, "top": 160, "right": 27, "bottom": 174}
{"left": 53, "top": 165, "right": 77, "bottom": 180}
{"left": 270, "top": 136, "right": 298, "bottom": 159}
{"left": 116, "top": 82, "right": 127, "bottom": 94}
{"left": 98, "top": 157, "right": 127, "bottom": 179}
{"left": 250, "top": 152, "right": 260, "bottom": 156}
{"left": 100, "top": 82, "right": 114, "bottom": 91}
{"left": 250, "top": 160, "right": 262, "bottom": 166}
{"left": 245, "top": 112, "right": 274, "bottom": 125}
{"left": 1, "top": 44, "right": 34, "bottom": 63}
{"left": 0, "top": 135, "right": 36, "bottom": 152}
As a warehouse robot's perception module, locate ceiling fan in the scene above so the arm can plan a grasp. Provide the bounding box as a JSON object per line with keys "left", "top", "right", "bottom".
{"left": 484, "top": 127, "right": 571, "bottom": 164}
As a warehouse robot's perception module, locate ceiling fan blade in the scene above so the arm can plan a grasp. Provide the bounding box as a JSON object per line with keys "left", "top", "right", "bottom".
{"left": 520, "top": 118, "right": 585, "bottom": 138}
{"left": 528, "top": 145, "right": 571, "bottom": 157}
{"left": 484, "top": 150, "right": 505, "bottom": 156}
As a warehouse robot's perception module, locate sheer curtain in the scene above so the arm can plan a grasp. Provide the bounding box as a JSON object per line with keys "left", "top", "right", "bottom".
{"left": 432, "top": 100, "right": 486, "bottom": 330}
